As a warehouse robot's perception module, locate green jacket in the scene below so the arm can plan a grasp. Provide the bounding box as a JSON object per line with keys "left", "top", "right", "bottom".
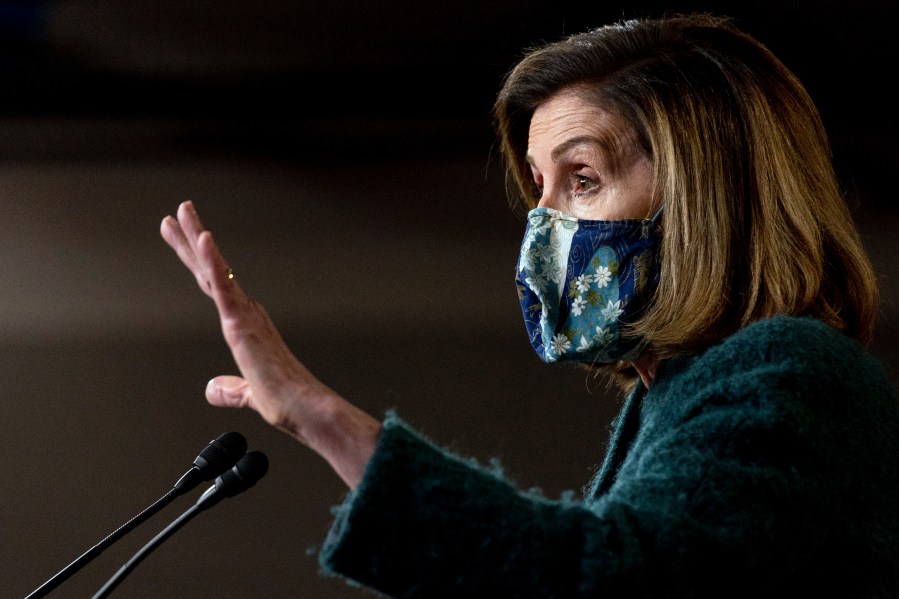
{"left": 321, "top": 315, "right": 899, "bottom": 597}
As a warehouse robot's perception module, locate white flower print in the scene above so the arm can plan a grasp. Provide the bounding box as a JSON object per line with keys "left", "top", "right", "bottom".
{"left": 537, "top": 242, "right": 560, "bottom": 269}
{"left": 525, "top": 274, "right": 548, "bottom": 294}
{"left": 533, "top": 241, "right": 552, "bottom": 261}
{"left": 519, "top": 232, "right": 541, "bottom": 271}
{"left": 601, "top": 299, "right": 624, "bottom": 321}
{"left": 594, "top": 265, "right": 612, "bottom": 288}
{"left": 549, "top": 333, "right": 571, "bottom": 355}
{"left": 519, "top": 249, "right": 539, "bottom": 273}
{"left": 542, "top": 261, "right": 565, "bottom": 286}
{"left": 542, "top": 252, "right": 561, "bottom": 272}
{"left": 576, "top": 335, "right": 592, "bottom": 353}
{"left": 575, "top": 274, "right": 591, "bottom": 293}
{"left": 523, "top": 225, "right": 540, "bottom": 246}
{"left": 570, "top": 296, "right": 587, "bottom": 316}
{"left": 592, "top": 326, "right": 613, "bottom": 346}
{"left": 528, "top": 217, "right": 552, "bottom": 235}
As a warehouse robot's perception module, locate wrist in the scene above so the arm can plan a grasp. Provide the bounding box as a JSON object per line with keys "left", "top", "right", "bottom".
{"left": 291, "top": 389, "right": 381, "bottom": 489}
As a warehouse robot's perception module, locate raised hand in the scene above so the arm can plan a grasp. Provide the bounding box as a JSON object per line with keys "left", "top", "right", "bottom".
{"left": 160, "top": 201, "right": 379, "bottom": 487}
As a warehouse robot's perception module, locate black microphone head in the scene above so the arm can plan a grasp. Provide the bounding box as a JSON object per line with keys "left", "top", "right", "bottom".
{"left": 194, "top": 431, "right": 247, "bottom": 480}
{"left": 216, "top": 450, "right": 269, "bottom": 498}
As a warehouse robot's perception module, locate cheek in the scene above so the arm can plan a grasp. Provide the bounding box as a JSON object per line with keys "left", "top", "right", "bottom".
{"left": 609, "top": 196, "right": 654, "bottom": 221}
{"left": 613, "top": 159, "right": 655, "bottom": 219}
{"left": 581, "top": 175, "right": 654, "bottom": 221}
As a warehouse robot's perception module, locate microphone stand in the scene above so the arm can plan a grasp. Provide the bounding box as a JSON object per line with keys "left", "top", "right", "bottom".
{"left": 91, "top": 503, "right": 202, "bottom": 599}
{"left": 24, "top": 489, "right": 178, "bottom": 599}
{"left": 91, "top": 451, "right": 268, "bottom": 597}
{"left": 25, "top": 432, "right": 247, "bottom": 598}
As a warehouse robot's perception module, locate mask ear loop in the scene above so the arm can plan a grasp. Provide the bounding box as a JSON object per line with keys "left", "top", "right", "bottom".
{"left": 649, "top": 204, "right": 664, "bottom": 224}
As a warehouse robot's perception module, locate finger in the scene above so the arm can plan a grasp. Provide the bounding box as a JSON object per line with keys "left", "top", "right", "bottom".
{"left": 161, "top": 214, "right": 219, "bottom": 296}
{"left": 205, "top": 375, "right": 250, "bottom": 409}
{"left": 164, "top": 202, "right": 239, "bottom": 298}
{"left": 160, "top": 214, "right": 199, "bottom": 272}
{"left": 177, "top": 200, "right": 209, "bottom": 256}
{"left": 195, "top": 229, "right": 243, "bottom": 302}
{"left": 179, "top": 203, "right": 240, "bottom": 294}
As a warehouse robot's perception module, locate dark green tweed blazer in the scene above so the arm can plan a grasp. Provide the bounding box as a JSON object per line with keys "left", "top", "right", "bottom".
{"left": 321, "top": 315, "right": 899, "bottom": 598}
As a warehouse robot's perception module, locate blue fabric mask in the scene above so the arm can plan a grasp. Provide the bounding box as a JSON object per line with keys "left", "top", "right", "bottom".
{"left": 515, "top": 207, "right": 662, "bottom": 364}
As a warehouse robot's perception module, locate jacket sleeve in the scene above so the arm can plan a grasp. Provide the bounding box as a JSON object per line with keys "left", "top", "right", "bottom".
{"left": 318, "top": 389, "right": 837, "bottom": 599}
{"left": 318, "top": 411, "right": 631, "bottom": 598}
{"left": 318, "top": 318, "right": 888, "bottom": 598}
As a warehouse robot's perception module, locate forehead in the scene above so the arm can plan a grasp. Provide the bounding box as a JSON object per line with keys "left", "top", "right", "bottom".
{"left": 527, "top": 90, "right": 634, "bottom": 161}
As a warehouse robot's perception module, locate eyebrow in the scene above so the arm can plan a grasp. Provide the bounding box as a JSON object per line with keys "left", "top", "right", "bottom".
{"left": 525, "top": 133, "right": 626, "bottom": 177}
{"left": 525, "top": 134, "right": 617, "bottom": 166}
{"left": 549, "top": 135, "right": 610, "bottom": 162}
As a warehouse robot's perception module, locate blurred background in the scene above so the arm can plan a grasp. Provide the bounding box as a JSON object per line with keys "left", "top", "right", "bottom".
{"left": 2, "top": 1, "right": 896, "bottom": 597}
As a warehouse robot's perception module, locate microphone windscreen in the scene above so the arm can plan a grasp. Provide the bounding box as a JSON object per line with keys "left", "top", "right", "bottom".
{"left": 195, "top": 431, "right": 247, "bottom": 478}
{"left": 218, "top": 451, "right": 269, "bottom": 497}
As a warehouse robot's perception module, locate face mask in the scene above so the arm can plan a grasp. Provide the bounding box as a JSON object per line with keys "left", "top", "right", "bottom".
{"left": 515, "top": 206, "right": 662, "bottom": 364}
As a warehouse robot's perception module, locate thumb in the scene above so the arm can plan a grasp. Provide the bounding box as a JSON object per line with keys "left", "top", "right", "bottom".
{"left": 205, "top": 375, "right": 251, "bottom": 409}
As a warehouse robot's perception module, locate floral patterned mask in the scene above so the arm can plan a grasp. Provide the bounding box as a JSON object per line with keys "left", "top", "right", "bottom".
{"left": 515, "top": 206, "right": 662, "bottom": 364}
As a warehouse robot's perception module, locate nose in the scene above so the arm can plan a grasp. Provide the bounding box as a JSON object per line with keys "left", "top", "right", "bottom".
{"left": 535, "top": 185, "right": 560, "bottom": 211}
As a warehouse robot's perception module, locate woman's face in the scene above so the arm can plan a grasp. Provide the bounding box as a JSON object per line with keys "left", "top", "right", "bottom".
{"left": 526, "top": 89, "right": 657, "bottom": 221}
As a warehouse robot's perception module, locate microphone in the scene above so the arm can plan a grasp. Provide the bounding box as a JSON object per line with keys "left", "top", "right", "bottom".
{"left": 172, "top": 431, "right": 248, "bottom": 495}
{"left": 92, "top": 451, "right": 269, "bottom": 598}
{"left": 24, "top": 431, "right": 247, "bottom": 599}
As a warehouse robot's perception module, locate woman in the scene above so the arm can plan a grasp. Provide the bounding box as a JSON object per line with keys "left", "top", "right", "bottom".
{"left": 161, "top": 13, "right": 899, "bottom": 598}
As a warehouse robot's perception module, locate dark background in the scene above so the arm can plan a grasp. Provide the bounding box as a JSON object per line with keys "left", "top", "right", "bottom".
{"left": 2, "top": 1, "right": 896, "bottom": 597}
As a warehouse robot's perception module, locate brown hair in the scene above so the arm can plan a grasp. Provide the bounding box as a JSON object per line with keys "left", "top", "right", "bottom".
{"left": 494, "top": 13, "right": 879, "bottom": 380}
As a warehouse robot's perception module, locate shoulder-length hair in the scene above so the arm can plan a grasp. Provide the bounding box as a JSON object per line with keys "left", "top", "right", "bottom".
{"left": 493, "top": 13, "right": 879, "bottom": 371}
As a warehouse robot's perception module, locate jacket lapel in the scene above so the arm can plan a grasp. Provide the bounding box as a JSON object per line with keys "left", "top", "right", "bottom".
{"left": 585, "top": 381, "right": 645, "bottom": 500}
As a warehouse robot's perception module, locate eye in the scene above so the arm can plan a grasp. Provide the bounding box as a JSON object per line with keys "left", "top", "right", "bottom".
{"left": 572, "top": 173, "right": 597, "bottom": 195}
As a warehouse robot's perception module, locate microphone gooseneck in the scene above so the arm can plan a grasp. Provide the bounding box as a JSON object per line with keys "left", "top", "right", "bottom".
{"left": 91, "top": 451, "right": 269, "bottom": 599}
{"left": 24, "top": 432, "right": 248, "bottom": 599}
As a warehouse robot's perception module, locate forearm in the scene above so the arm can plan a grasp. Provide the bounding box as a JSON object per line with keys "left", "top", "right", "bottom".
{"left": 299, "top": 393, "right": 381, "bottom": 489}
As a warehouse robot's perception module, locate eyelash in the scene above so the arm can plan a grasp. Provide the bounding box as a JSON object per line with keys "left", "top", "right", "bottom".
{"left": 530, "top": 171, "right": 598, "bottom": 200}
